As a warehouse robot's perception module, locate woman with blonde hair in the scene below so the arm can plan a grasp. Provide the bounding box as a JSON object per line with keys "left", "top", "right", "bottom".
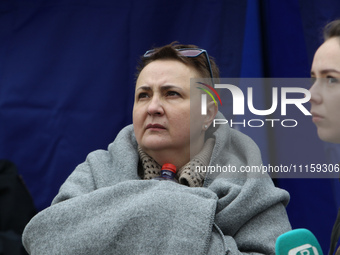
{"left": 310, "top": 19, "right": 340, "bottom": 255}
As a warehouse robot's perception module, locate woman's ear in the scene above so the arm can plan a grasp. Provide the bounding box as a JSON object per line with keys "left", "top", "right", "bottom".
{"left": 203, "top": 100, "right": 218, "bottom": 130}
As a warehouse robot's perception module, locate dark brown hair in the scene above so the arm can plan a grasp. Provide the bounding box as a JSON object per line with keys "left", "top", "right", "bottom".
{"left": 323, "top": 19, "right": 340, "bottom": 41}
{"left": 135, "top": 42, "right": 220, "bottom": 81}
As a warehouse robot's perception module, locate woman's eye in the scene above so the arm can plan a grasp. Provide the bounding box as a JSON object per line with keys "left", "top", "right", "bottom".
{"left": 327, "top": 76, "right": 339, "bottom": 84}
{"left": 138, "top": 92, "right": 149, "bottom": 99}
{"left": 166, "top": 91, "right": 180, "bottom": 97}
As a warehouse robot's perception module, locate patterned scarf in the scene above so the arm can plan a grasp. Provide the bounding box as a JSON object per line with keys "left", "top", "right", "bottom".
{"left": 138, "top": 138, "right": 215, "bottom": 187}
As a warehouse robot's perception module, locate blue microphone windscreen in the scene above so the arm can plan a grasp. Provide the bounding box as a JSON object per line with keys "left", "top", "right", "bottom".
{"left": 275, "top": 228, "right": 323, "bottom": 255}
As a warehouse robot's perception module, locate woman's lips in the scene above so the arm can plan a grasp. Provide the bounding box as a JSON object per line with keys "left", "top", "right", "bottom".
{"left": 311, "top": 112, "right": 324, "bottom": 123}
{"left": 146, "top": 123, "right": 166, "bottom": 130}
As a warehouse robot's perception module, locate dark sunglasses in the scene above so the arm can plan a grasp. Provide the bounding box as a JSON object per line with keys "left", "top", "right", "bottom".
{"left": 143, "top": 48, "right": 214, "bottom": 80}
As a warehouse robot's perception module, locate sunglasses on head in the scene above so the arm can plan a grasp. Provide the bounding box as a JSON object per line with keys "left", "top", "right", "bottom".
{"left": 143, "top": 48, "right": 214, "bottom": 80}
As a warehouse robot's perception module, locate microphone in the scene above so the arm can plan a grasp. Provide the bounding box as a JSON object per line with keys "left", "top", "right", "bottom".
{"left": 275, "top": 228, "right": 323, "bottom": 255}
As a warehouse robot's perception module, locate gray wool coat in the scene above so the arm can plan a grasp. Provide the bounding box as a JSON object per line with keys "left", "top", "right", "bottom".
{"left": 23, "top": 113, "right": 291, "bottom": 254}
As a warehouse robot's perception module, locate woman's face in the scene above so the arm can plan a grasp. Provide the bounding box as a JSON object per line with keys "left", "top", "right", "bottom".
{"left": 133, "top": 59, "right": 210, "bottom": 164}
{"left": 310, "top": 37, "right": 340, "bottom": 143}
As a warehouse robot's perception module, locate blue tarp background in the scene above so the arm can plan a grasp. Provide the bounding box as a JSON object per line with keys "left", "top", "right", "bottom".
{"left": 1, "top": 0, "right": 340, "bottom": 252}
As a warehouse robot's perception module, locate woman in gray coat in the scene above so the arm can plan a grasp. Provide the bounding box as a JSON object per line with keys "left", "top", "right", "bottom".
{"left": 23, "top": 43, "right": 291, "bottom": 254}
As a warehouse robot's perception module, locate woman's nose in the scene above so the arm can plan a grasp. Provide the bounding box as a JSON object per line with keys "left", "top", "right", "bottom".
{"left": 309, "top": 81, "right": 322, "bottom": 105}
{"left": 147, "top": 96, "right": 164, "bottom": 116}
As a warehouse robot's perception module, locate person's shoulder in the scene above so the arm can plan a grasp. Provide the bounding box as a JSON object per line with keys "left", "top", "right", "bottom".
{"left": 212, "top": 114, "right": 260, "bottom": 154}
{"left": 228, "top": 126, "right": 260, "bottom": 149}
{"left": 108, "top": 124, "right": 136, "bottom": 150}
